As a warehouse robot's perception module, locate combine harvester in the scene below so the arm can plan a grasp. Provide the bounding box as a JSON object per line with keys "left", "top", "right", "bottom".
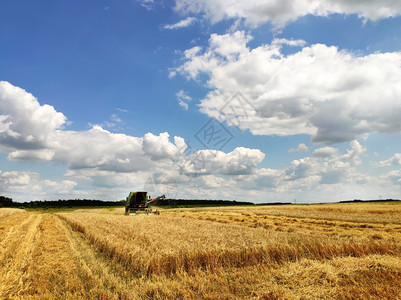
{"left": 125, "top": 191, "right": 164, "bottom": 215}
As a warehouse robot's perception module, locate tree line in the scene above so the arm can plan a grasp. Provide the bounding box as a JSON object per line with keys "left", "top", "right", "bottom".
{"left": 0, "top": 195, "right": 254, "bottom": 209}
{"left": 0, "top": 196, "right": 125, "bottom": 208}
{"left": 0, "top": 196, "right": 13, "bottom": 207}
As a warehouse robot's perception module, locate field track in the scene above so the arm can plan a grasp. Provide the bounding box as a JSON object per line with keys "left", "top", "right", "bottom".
{"left": 0, "top": 211, "right": 137, "bottom": 299}
{"left": 1, "top": 204, "right": 401, "bottom": 299}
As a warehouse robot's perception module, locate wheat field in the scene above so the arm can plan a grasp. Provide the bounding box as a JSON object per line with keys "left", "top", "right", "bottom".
{"left": 0, "top": 203, "right": 401, "bottom": 299}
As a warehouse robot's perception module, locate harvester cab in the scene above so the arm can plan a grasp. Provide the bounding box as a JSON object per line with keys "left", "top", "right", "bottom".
{"left": 125, "top": 191, "right": 162, "bottom": 215}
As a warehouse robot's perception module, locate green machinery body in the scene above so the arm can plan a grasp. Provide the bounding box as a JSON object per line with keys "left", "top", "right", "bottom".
{"left": 125, "top": 191, "right": 160, "bottom": 215}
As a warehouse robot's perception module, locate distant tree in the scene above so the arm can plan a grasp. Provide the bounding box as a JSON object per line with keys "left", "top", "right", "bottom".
{"left": 0, "top": 196, "right": 13, "bottom": 207}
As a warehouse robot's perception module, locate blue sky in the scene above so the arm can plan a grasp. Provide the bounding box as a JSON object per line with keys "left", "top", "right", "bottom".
{"left": 1, "top": 0, "right": 401, "bottom": 203}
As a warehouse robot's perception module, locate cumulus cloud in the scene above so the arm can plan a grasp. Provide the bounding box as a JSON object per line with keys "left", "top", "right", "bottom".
{"left": 222, "top": 140, "right": 387, "bottom": 202}
{"left": 198, "top": 147, "right": 264, "bottom": 175}
{"left": 176, "top": 146, "right": 265, "bottom": 178}
{"left": 176, "top": 32, "right": 401, "bottom": 144}
{"left": 288, "top": 143, "right": 309, "bottom": 153}
{"left": 174, "top": 0, "right": 401, "bottom": 28}
{"left": 57, "top": 140, "right": 401, "bottom": 202}
{"left": 312, "top": 147, "right": 339, "bottom": 158}
{"left": 1, "top": 81, "right": 399, "bottom": 203}
{"left": 0, "top": 170, "right": 77, "bottom": 200}
{"left": 376, "top": 153, "right": 401, "bottom": 167}
{"left": 8, "top": 149, "right": 55, "bottom": 162}
{"left": 52, "top": 126, "right": 151, "bottom": 172}
{"left": 142, "top": 132, "right": 181, "bottom": 161}
{"left": 340, "top": 140, "right": 366, "bottom": 166}
{"left": 253, "top": 168, "right": 283, "bottom": 188}
{"left": 164, "top": 17, "right": 196, "bottom": 30}
{"left": 387, "top": 169, "right": 401, "bottom": 185}
{"left": 0, "top": 82, "right": 189, "bottom": 174}
{"left": 0, "top": 81, "right": 66, "bottom": 150}
{"left": 253, "top": 141, "right": 368, "bottom": 189}
{"left": 0, "top": 170, "right": 33, "bottom": 187}
{"left": 0, "top": 81, "right": 268, "bottom": 200}
{"left": 197, "top": 175, "right": 236, "bottom": 189}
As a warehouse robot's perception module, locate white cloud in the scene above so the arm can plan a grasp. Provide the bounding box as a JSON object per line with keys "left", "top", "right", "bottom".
{"left": 340, "top": 140, "right": 366, "bottom": 166}
{"left": 176, "top": 90, "right": 192, "bottom": 101}
{"left": 197, "top": 147, "right": 265, "bottom": 175}
{"left": 1, "top": 81, "right": 399, "bottom": 203}
{"left": 0, "top": 170, "right": 33, "bottom": 187}
{"left": 91, "top": 114, "right": 123, "bottom": 129}
{"left": 174, "top": 0, "right": 401, "bottom": 28}
{"left": 110, "top": 114, "right": 122, "bottom": 123}
{"left": 198, "top": 175, "right": 236, "bottom": 189}
{"left": 164, "top": 17, "right": 196, "bottom": 30}
{"left": 256, "top": 141, "right": 367, "bottom": 188}
{"left": 387, "top": 169, "right": 401, "bottom": 185}
{"left": 288, "top": 143, "right": 308, "bottom": 153}
{"left": 176, "top": 90, "right": 192, "bottom": 110}
{"left": 116, "top": 108, "right": 129, "bottom": 113}
{"left": 142, "top": 132, "right": 181, "bottom": 161}
{"left": 0, "top": 82, "right": 189, "bottom": 174}
{"left": 312, "top": 147, "right": 339, "bottom": 158}
{"left": 376, "top": 153, "right": 401, "bottom": 167}
{"left": 64, "top": 169, "right": 150, "bottom": 190}
{"left": 176, "top": 32, "right": 401, "bottom": 144}
{"left": 227, "top": 140, "right": 396, "bottom": 202}
{"left": 0, "top": 81, "right": 66, "bottom": 150}
{"left": 272, "top": 38, "right": 307, "bottom": 47}
{"left": 253, "top": 168, "right": 283, "bottom": 188}
{"left": 0, "top": 82, "right": 269, "bottom": 200}
{"left": 175, "top": 146, "right": 264, "bottom": 178}
{"left": 178, "top": 101, "right": 188, "bottom": 110}
{"left": 175, "top": 31, "right": 252, "bottom": 80}
{"left": 56, "top": 145, "right": 265, "bottom": 201}
{"left": 138, "top": 0, "right": 154, "bottom": 10}
{"left": 0, "top": 170, "right": 77, "bottom": 200}
{"left": 8, "top": 149, "right": 55, "bottom": 162}
{"left": 208, "top": 31, "right": 252, "bottom": 59}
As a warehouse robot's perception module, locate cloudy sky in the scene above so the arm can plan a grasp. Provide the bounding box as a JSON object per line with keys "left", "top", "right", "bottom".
{"left": 1, "top": 0, "right": 401, "bottom": 203}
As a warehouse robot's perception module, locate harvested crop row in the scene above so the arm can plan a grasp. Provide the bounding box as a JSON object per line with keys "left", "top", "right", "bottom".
{"left": 137, "top": 254, "right": 401, "bottom": 299}
{"left": 59, "top": 212, "right": 400, "bottom": 277}
{"left": 168, "top": 202, "right": 401, "bottom": 224}
{"left": 175, "top": 210, "right": 401, "bottom": 241}
{"left": 0, "top": 208, "right": 26, "bottom": 220}
{"left": 1, "top": 213, "right": 136, "bottom": 299}
{"left": 0, "top": 214, "right": 42, "bottom": 297}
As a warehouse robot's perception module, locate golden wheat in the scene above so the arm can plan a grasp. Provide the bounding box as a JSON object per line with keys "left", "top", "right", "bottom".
{"left": 1, "top": 204, "right": 401, "bottom": 299}
{"left": 0, "top": 207, "right": 26, "bottom": 220}
{"left": 58, "top": 210, "right": 400, "bottom": 277}
{"left": 168, "top": 202, "right": 401, "bottom": 224}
